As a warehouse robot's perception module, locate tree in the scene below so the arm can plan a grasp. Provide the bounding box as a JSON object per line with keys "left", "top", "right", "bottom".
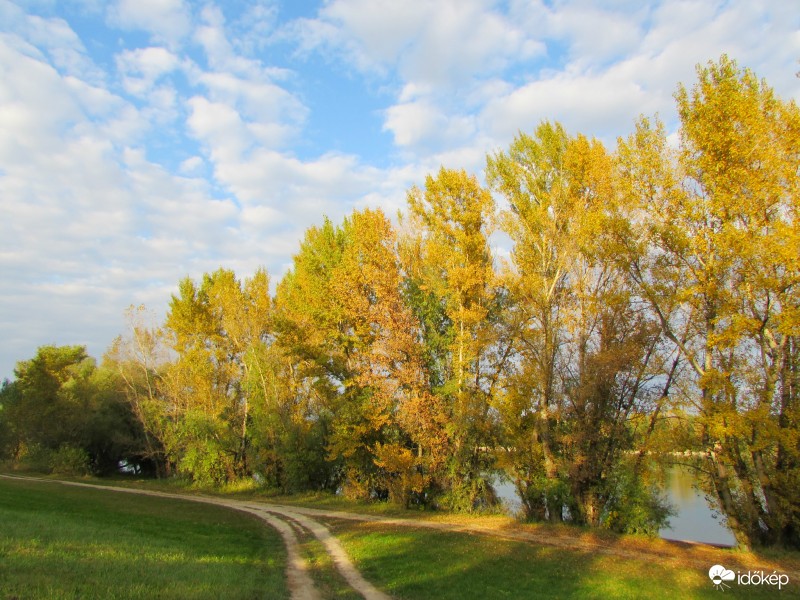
{"left": 0, "top": 379, "right": 19, "bottom": 459}
{"left": 273, "top": 205, "right": 477, "bottom": 504}
{"left": 1, "top": 345, "right": 142, "bottom": 475}
{"left": 5, "top": 346, "right": 96, "bottom": 460}
{"left": 401, "top": 167, "right": 502, "bottom": 510}
{"left": 616, "top": 56, "right": 800, "bottom": 548}
{"left": 487, "top": 123, "right": 670, "bottom": 531}
{"left": 161, "top": 268, "right": 272, "bottom": 484}
{"left": 275, "top": 208, "right": 433, "bottom": 503}
{"left": 105, "top": 305, "right": 173, "bottom": 477}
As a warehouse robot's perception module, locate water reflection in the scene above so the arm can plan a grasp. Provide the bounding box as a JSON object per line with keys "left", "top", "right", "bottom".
{"left": 659, "top": 466, "right": 736, "bottom": 546}
{"left": 493, "top": 467, "right": 736, "bottom": 546}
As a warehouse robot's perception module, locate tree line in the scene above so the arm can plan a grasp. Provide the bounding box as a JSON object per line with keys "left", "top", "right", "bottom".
{"left": 1, "top": 56, "right": 797, "bottom": 550}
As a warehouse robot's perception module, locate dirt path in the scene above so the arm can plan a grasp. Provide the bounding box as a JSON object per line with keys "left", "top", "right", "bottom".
{"left": 4, "top": 475, "right": 799, "bottom": 591}
{"left": 242, "top": 503, "right": 391, "bottom": 600}
{"left": 0, "top": 475, "right": 382, "bottom": 600}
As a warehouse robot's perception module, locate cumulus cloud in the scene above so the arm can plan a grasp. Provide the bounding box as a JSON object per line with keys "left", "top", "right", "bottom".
{"left": 481, "top": 64, "right": 658, "bottom": 145}
{"left": 294, "top": 0, "right": 542, "bottom": 86}
{"left": 2, "top": 0, "right": 798, "bottom": 381}
{"left": 116, "top": 46, "right": 181, "bottom": 95}
{"left": 383, "top": 99, "right": 478, "bottom": 154}
{"left": 108, "top": 0, "right": 192, "bottom": 47}
{"left": 0, "top": 1, "right": 104, "bottom": 81}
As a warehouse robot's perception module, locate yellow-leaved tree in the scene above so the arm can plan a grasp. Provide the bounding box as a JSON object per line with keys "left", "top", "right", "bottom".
{"left": 616, "top": 56, "right": 800, "bottom": 548}
{"left": 162, "top": 268, "right": 271, "bottom": 484}
{"left": 488, "top": 123, "right": 669, "bottom": 532}
{"left": 401, "top": 167, "right": 503, "bottom": 510}
{"left": 275, "top": 208, "right": 432, "bottom": 504}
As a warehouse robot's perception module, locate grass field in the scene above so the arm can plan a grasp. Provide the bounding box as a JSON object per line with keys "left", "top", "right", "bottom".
{"left": 325, "top": 519, "right": 800, "bottom": 599}
{"left": 0, "top": 478, "right": 288, "bottom": 599}
{"left": 2, "top": 475, "right": 799, "bottom": 599}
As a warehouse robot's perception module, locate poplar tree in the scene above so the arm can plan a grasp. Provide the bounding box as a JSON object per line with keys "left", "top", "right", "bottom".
{"left": 275, "top": 208, "right": 431, "bottom": 503}
{"left": 488, "top": 124, "right": 668, "bottom": 530}
{"left": 616, "top": 56, "right": 800, "bottom": 548}
{"left": 402, "top": 167, "right": 502, "bottom": 510}
{"left": 162, "top": 268, "right": 271, "bottom": 484}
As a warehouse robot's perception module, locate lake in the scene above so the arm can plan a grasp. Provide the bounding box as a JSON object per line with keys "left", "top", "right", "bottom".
{"left": 659, "top": 465, "right": 736, "bottom": 546}
{"left": 493, "top": 467, "right": 736, "bottom": 546}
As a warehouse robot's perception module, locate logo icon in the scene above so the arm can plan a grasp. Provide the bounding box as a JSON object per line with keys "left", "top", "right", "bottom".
{"left": 709, "top": 565, "right": 736, "bottom": 591}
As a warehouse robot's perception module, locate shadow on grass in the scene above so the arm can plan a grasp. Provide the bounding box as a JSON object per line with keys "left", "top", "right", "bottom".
{"left": 327, "top": 520, "right": 800, "bottom": 600}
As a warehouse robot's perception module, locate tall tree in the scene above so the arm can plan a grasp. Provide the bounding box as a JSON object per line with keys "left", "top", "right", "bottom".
{"left": 275, "top": 208, "right": 431, "bottom": 503}
{"left": 106, "top": 305, "right": 173, "bottom": 477}
{"left": 402, "top": 167, "right": 502, "bottom": 510}
{"left": 616, "top": 56, "right": 800, "bottom": 548}
{"left": 162, "top": 268, "right": 271, "bottom": 484}
{"left": 487, "top": 123, "right": 669, "bottom": 530}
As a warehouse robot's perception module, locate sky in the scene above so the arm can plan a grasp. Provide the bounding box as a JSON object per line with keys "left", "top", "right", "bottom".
{"left": 1, "top": 0, "right": 799, "bottom": 380}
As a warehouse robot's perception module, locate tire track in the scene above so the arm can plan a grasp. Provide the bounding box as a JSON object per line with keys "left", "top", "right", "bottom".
{"left": 6, "top": 475, "right": 796, "bottom": 592}
{"left": 0, "top": 475, "right": 388, "bottom": 600}
{"left": 245, "top": 504, "right": 391, "bottom": 600}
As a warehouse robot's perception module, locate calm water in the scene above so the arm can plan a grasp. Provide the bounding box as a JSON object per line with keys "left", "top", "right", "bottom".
{"left": 659, "top": 466, "right": 736, "bottom": 546}
{"left": 494, "top": 467, "right": 736, "bottom": 546}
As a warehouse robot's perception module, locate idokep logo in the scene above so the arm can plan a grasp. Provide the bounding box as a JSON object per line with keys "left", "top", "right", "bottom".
{"left": 708, "top": 565, "right": 736, "bottom": 591}
{"left": 708, "top": 564, "right": 790, "bottom": 591}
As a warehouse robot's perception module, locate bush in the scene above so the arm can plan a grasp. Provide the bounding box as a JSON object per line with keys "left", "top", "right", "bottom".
{"left": 50, "top": 445, "right": 91, "bottom": 476}
{"left": 601, "top": 463, "right": 674, "bottom": 536}
{"left": 12, "top": 443, "right": 91, "bottom": 476}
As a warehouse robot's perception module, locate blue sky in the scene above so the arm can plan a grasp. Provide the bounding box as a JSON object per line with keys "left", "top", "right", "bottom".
{"left": 1, "top": 0, "right": 798, "bottom": 379}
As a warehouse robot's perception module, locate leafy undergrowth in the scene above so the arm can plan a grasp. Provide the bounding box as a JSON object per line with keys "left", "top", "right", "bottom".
{"left": 0, "top": 477, "right": 288, "bottom": 599}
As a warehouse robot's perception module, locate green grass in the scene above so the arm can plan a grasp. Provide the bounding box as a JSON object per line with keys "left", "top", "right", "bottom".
{"left": 296, "top": 532, "right": 361, "bottom": 600}
{"left": 324, "top": 519, "right": 800, "bottom": 600}
{"left": 0, "top": 478, "right": 288, "bottom": 599}
{"left": 4, "top": 474, "right": 798, "bottom": 599}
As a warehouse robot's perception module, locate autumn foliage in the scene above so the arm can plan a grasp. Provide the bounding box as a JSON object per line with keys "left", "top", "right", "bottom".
{"left": 1, "top": 57, "right": 798, "bottom": 549}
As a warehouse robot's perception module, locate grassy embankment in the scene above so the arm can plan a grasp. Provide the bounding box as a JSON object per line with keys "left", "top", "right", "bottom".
{"left": 0, "top": 477, "right": 288, "bottom": 599}
{"left": 327, "top": 518, "right": 800, "bottom": 599}
{"left": 3, "top": 475, "right": 800, "bottom": 599}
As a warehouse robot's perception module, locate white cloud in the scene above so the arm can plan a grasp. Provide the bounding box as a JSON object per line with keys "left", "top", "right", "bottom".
{"left": 198, "top": 71, "right": 306, "bottom": 136}
{"left": 383, "top": 100, "right": 476, "bottom": 150}
{"left": 187, "top": 96, "right": 253, "bottom": 162}
{"left": 394, "top": 0, "right": 540, "bottom": 86}
{"left": 108, "top": 0, "right": 192, "bottom": 47}
{"left": 193, "top": 4, "right": 291, "bottom": 81}
{"left": 640, "top": 0, "right": 800, "bottom": 99}
{"left": 481, "top": 64, "right": 657, "bottom": 144}
{"left": 230, "top": 1, "right": 279, "bottom": 55}
{"left": 179, "top": 155, "right": 204, "bottom": 174}
{"left": 116, "top": 46, "right": 181, "bottom": 95}
{"left": 294, "top": 0, "right": 542, "bottom": 86}
{"left": 288, "top": 0, "right": 545, "bottom": 160}
{"left": 188, "top": 5, "right": 307, "bottom": 151}
{"left": 211, "top": 147, "right": 375, "bottom": 213}
{"left": 0, "top": 1, "right": 103, "bottom": 81}
{"left": 310, "top": 0, "right": 430, "bottom": 68}
{"left": 507, "top": 0, "right": 651, "bottom": 66}
{"left": 383, "top": 101, "right": 446, "bottom": 147}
